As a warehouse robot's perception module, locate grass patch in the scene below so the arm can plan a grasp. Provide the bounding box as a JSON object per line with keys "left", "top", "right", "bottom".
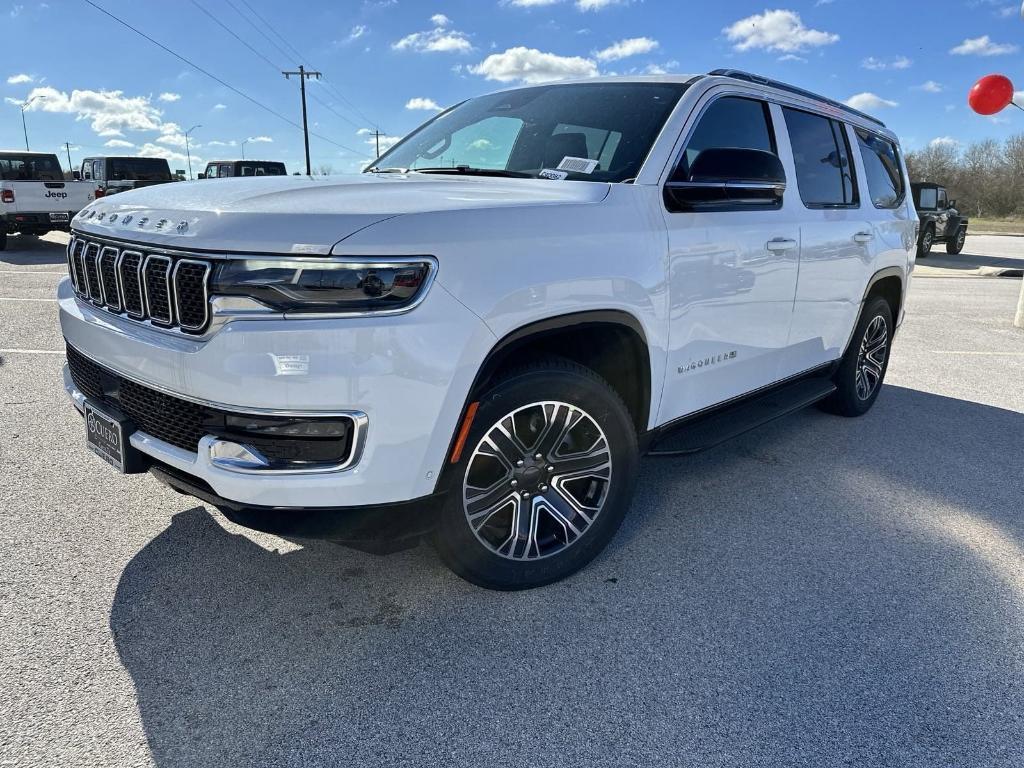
{"left": 969, "top": 218, "right": 1024, "bottom": 235}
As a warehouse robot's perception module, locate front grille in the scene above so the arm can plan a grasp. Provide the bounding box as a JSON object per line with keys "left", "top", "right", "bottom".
{"left": 67, "top": 234, "right": 211, "bottom": 334}
{"left": 65, "top": 344, "right": 355, "bottom": 464}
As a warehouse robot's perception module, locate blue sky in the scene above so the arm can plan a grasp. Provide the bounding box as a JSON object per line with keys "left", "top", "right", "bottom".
{"left": 4, "top": 0, "right": 1024, "bottom": 175}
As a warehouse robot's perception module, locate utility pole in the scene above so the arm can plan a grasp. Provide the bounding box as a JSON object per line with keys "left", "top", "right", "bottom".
{"left": 15, "top": 94, "right": 44, "bottom": 151}
{"left": 370, "top": 129, "right": 384, "bottom": 159}
{"left": 282, "top": 65, "right": 321, "bottom": 176}
{"left": 185, "top": 124, "right": 201, "bottom": 180}
{"left": 241, "top": 138, "right": 248, "bottom": 160}
{"left": 63, "top": 142, "right": 73, "bottom": 175}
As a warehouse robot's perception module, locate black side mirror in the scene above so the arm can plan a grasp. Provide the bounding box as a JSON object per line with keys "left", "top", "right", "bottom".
{"left": 948, "top": 199, "right": 956, "bottom": 210}
{"left": 666, "top": 148, "right": 786, "bottom": 210}
{"left": 197, "top": 173, "right": 206, "bottom": 179}
{"left": 72, "top": 171, "right": 81, "bottom": 180}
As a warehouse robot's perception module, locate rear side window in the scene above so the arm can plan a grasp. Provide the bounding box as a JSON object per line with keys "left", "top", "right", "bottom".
{"left": 917, "top": 187, "right": 937, "bottom": 209}
{"left": 673, "top": 96, "right": 775, "bottom": 182}
{"left": 783, "top": 108, "right": 857, "bottom": 208}
{"left": 855, "top": 128, "right": 904, "bottom": 209}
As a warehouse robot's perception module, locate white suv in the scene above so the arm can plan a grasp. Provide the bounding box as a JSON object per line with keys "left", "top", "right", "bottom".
{"left": 59, "top": 71, "right": 916, "bottom": 589}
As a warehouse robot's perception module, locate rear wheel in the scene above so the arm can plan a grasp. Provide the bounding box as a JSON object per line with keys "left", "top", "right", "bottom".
{"left": 946, "top": 227, "right": 966, "bottom": 255}
{"left": 434, "top": 359, "right": 639, "bottom": 590}
{"left": 917, "top": 225, "right": 934, "bottom": 259}
{"left": 819, "top": 297, "right": 894, "bottom": 417}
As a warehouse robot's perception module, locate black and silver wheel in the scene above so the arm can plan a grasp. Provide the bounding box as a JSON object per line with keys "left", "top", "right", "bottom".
{"left": 917, "top": 226, "right": 933, "bottom": 258}
{"left": 435, "top": 359, "right": 638, "bottom": 590}
{"left": 820, "top": 296, "right": 893, "bottom": 417}
{"left": 946, "top": 227, "right": 966, "bottom": 255}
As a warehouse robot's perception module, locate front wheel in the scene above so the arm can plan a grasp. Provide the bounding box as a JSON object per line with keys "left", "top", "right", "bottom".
{"left": 434, "top": 359, "right": 639, "bottom": 590}
{"left": 946, "top": 227, "right": 966, "bottom": 255}
{"left": 819, "top": 297, "right": 894, "bottom": 417}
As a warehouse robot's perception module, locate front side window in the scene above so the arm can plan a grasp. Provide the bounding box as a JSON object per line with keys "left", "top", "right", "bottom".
{"left": 93, "top": 160, "right": 104, "bottom": 181}
{"left": 783, "top": 107, "right": 857, "bottom": 208}
{"left": 673, "top": 96, "right": 776, "bottom": 182}
{"left": 856, "top": 128, "right": 904, "bottom": 209}
{"left": 937, "top": 188, "right": 948, "bottom": 208}
{"left": 370, "top": 82, "right": 689, "bottom": 183}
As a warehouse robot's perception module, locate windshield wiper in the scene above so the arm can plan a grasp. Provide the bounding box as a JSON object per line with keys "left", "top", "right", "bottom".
{"left": 366, "top": 167, "right": 409, "bottom": 174}
{"left": 411, "top": 166, "right": 533, "bottom": 179}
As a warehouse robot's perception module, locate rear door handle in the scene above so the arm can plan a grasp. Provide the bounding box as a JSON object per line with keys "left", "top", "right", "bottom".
{"left": 765, "top": 238, "right": 798, "bottom": 252}
{"left": 854, "top": 231, "right": 874, "bottom": 243}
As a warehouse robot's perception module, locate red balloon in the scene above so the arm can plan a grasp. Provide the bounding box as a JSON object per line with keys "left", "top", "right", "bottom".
{"left": 968, "top": 74, "right": 1015, "bottom": 115}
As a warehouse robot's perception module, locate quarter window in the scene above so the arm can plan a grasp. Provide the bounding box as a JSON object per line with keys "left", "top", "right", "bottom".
{"left": 673, "top": 96, "right": 775, "bottom": 182}
{"left": 855, "top": 128, "right": 904, "bottom": 209}
{"left": 783, "top": 108, "right": 857, "bottom": 208}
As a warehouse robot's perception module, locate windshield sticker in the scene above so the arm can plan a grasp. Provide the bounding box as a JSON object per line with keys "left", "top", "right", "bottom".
{"left": 539, "top": 168, "right": 569, "bottom": 181}
{"left": 557, "top": 156, "right": 599, "bottom": 175}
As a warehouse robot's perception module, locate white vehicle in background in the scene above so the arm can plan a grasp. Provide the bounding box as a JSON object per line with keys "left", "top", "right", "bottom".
{"left": 1, "top": 151, "right": 94, "bottom": 250}
{"left": 58, "top": 70, "right": 917, "bottom": 590}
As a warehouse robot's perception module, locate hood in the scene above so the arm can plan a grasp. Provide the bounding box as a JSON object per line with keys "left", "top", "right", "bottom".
{"left": 70, "top": 173, "right": 610, "bottom": 255}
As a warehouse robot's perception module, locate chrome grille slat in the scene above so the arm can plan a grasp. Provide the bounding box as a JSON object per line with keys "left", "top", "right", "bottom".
{"left": 65, "top": 235, "right": 211, "bottom": 334}
{"left": 142, "top": 255, "right": 174, "bottom": 326}
{"left": 98, "top": 246, "right": 121, "bottom": 311}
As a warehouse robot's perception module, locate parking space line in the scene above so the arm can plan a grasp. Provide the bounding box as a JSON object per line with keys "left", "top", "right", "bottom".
{"left": 932, "top": 350, "right": 1024, "bottom": 356}
{"left": 0, "top": 348, "right": 64, "bottom": 355}
{"left": 0, "top": 270, "right": 65, "bottom": 274}
{"left": 0, "top": 297, "right": 58, "bottom": 302}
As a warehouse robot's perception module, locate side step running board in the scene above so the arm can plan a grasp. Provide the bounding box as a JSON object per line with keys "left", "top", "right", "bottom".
{"left": 647, "top": 377, "right": 837, "bottom": 457}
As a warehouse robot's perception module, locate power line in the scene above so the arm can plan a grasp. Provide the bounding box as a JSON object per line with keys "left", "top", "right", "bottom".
{"left": 221, "top": 0, "right": 294, "bottom": 64}
{"left": 80, "top": 0, "right": 363, "bottom": 156}
{"left": 188, "top": 0, "right": 280, "bottom": 72}
{"left": 238, "top": 0, "right": 305, "bottom": 63}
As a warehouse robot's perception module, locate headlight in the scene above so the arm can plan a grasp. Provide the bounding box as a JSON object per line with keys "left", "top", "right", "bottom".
{"left": 209, "top": 258, "right": 435, "bottom": 314}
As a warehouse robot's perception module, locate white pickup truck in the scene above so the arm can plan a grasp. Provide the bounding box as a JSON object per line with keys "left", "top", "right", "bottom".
{"left": 1, "top": 151, "right": 94, "bottom": 250}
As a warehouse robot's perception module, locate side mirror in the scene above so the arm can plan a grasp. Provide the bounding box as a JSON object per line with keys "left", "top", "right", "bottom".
{"left": 73, "top": 171, "right": 81, "bottom": 180}
{"left": 197, "top": 172, "right": 206, "bottom": 179}
{"left": 948, "top": 199, "right": 957, "bottom": 210}
{"left": 666, "top": 148, "right": 786, "bottom": 210}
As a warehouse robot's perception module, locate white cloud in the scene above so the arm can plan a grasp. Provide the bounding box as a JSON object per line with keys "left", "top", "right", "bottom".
{"left": 470, "top": 46, "right": 599, "bottom": 83}
{"left": 430, "top": 13, "right": 450, "bottom": 25}
{"left": 914, "top": 80, "right": 943, "bottom": 93}
{"left": 405, "top": 97, "right": 442, "bottom": 110}
{"left": 845, "top": 92, "right": 899, "bottom": 111}
{"left": 365, "top": 134, "right": 402, "bottom": 154}
{"left": 723, "top": 9, "right": 838, "bottom": 53}
{"left": 950, "top": 35, "right": 1018, "bottom": 56}
{"left": 136, "top": 143, "right": 201, "bottom": 169}
{"left": 576, "top": 0, "right": 627, "bottom": 9}
{"left": 505, "top": 0, "right": 562, "bottom": 5}
{"left": 6, "top": 73, "right": 33, "bottom": 84}
{"left": 778, "top": 54, "right": 807, "bottom": 63}
{"left": 20, "top": 86, "right": 165, "bottom": 135}
{"left": 861, "top": 55, "right": 911, "bottom": 70}
{"left": 345, "top": 24, "right": 368, "bottom": 42}
{"left": 247, "top": 135, "right": 273, "bottom": 143}
{"left": 393, "top": 16, "right": 472, "bottom": 53}
{"left": 929, "top": 136, "right": 960, "bottom": 149}
{"left": 213, "top": 103, "right": 227, "bottom": 110}
{"left": 158, "top": 92, "right": 181, "bottom": 102}
{"left": 594, "top": 36, "right": 658, "bottom": 62}
{"left": 104, "top": 139, "right": 135, "bottom": 148}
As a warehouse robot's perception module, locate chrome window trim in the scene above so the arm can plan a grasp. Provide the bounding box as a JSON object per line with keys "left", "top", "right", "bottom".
{"left": 116, "top": 249, "right": 146, "bottom": 319}
{"left": 142, "top": 254, "right": 174, "bottom": 326}
{"left": 171, "top": 258, "right": 211, "bottom": 332}
{"left": 98, "top": 245, "right": 122, "bottom": 311}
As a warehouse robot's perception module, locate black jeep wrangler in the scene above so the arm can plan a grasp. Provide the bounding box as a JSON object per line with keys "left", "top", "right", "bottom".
{"left": 912, "top": 182, "right": 968, "bottom": 258}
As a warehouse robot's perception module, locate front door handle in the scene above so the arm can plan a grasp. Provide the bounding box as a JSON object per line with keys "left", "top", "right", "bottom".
{"left": 765, "top": 238, "right": 797, "bottom": 252}
{"left": 853, "top": 231, "right": 874, "bottom": 243}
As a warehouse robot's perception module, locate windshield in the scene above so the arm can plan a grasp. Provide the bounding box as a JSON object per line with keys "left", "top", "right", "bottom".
{"left": 0, "top": 153, "right": 64, "bottom": 181}
{"left": 369, "top": 82, "right": 689, "bottom": 183}
{"left": 110, "top": 158, "right": 171, "bottom": 181}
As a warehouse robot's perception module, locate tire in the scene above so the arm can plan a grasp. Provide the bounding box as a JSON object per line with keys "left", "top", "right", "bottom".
{"left": 0, "top": 231, "right": 6, "bottom": 251}
{"left": 434, "top": 358, "right": 639, "bottom": 590}
{"left": 946, "top": 227, "right": 966, "bottom": 255}
{"left": 917, "top": 225, "right": 933, "bottom": 259}
{"left": 819, "top": 297, "right": 894, "bottom": 417}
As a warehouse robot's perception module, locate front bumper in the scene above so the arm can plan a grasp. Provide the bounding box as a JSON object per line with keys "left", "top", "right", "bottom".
{"left": 58, "top": 275, "right": 496, "bottom": 508}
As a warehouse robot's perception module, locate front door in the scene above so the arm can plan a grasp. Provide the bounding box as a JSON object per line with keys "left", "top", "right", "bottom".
{"left": 658, "top": 95, "right": 801, "bottom": 423}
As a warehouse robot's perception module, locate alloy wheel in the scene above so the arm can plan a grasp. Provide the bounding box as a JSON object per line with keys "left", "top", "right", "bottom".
{"left": 462, "top": 401, "right": 612, "bottom": 561}
{"left": 855, "top": 315, "right": 888, "bottom": 400}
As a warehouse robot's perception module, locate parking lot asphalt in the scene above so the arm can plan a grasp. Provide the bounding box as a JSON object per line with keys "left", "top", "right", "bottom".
{"left": 2, "top": 233, "right": 1023, "bottom": 768}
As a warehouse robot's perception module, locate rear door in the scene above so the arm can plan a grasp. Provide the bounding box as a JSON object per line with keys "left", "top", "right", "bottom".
{"left": 778, "top": 108, "right": 870, "bottom": 375}
{"left": 658, "top": 94, "right": 801, "bottom": 422}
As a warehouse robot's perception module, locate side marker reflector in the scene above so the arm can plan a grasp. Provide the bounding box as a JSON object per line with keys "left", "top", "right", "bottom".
{"left": 450, "top": 401, "right": 480, "bottom": 464}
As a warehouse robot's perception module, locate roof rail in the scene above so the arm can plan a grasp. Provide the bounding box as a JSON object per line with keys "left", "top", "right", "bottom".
{"left": 707, "top": 69, "right": 887, "bottom": 129}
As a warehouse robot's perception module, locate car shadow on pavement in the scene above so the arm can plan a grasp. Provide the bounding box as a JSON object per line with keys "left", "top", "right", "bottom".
{"left": 919, "top": 249, "right": 1024, "bottom": 272}
{"left": 1, "top": 236, "right": 68, "bottom": 266}
{"left": 111, "top": 385, "right": 1024, "bottom": 767}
